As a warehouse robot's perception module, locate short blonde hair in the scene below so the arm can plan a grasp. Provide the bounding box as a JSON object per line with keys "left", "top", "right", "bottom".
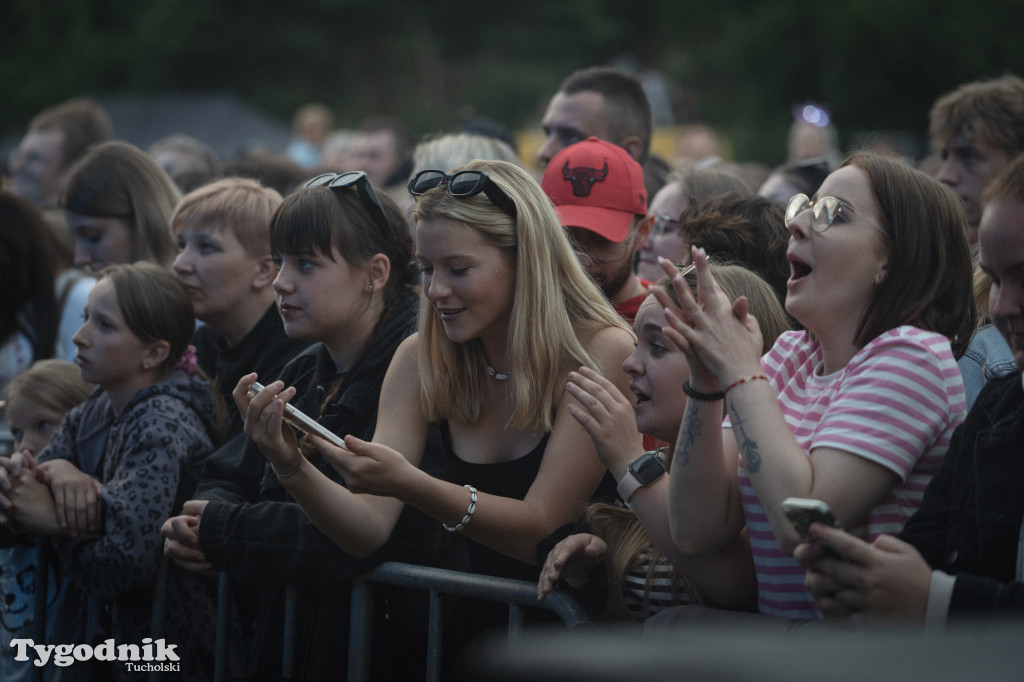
{"left": 171, "top": 177, "right": 283, "bottom": 258}
{"left": 413, "top": 160, "right": 631, "bottom": 433}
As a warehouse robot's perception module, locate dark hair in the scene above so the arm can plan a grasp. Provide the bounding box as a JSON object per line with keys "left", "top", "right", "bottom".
{"left": 929, "top": 74, "right": 1024, "bottom": 157}
{"left": 0, "top": 192, "right": 58, "bottom": 359}
{"left": 222, "top": 152, "right": 307, "bottom": 197}
{"left": 843, "top": 152, "right": 977, "bottom": 356}
{"left": 561, "top": 66, "right": 652, "bottom": 162}
{"left": 270, "top": 184, "right": 415, "bottom": 313}
{"left": 99, "top": 262, "right": 195, "bottom": 374}
{"left": 28, "top": 98, "right": 113, "bottom": 169}
{"left": 60, "top": 141, "right": 182, "bottom": 266}
{"left": 679, "top": 195, "right": 791, "bottom": 307}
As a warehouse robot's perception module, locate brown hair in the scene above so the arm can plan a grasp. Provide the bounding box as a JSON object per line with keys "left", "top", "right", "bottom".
{"left": 60, "top": 141, "right": 181, "bottom": 266}
{"left": 929, "top": 74, "right": 1024, "bottom": 157}
{"left": 28, "top": 98, "right": 113, "bottom": 169}
{"left": 842, "top": 152, "right": 976, "bottom": 357}
{"left": 0, "top": 192, "right": 58, "bottom": 358}
{"left": 679, "top": 195, "right": 790, "bottom": 307}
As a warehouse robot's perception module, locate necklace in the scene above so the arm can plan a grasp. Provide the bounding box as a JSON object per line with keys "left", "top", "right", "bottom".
{"left": 486, "top": 366, "right": 509, "bottom": 381}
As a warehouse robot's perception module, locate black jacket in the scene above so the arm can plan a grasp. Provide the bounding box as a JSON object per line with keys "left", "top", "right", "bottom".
{"left": 196, "top": 294, "right": 436, "bottom": 679}
{"left": 899, "top": 371, "right": 1024, "bottom": 620}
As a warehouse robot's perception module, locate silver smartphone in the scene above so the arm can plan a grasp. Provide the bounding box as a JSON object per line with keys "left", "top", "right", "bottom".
{"left": 781, "top": 497, "right": 849, "bottom": 561}
{"left": 247, "top": 381, "right": 347, "bottom": 449}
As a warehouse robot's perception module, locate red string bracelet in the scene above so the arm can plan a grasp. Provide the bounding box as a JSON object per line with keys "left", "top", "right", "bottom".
{"left": 723, "top": 374, "right": 768, "bottom": 396}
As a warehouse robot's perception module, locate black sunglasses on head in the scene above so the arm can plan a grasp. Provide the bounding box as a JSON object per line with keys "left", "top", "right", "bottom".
{"left": 407, "top": 169, "right": 517, "bottom": 219}
{"left": 304, "top": 171, "right": 388, "bottom": 230}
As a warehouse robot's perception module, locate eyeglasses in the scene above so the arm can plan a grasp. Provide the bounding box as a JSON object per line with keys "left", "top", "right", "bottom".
{"left": 304, "top": 171, "right": 388, "bottom": 230}
{"left": 652, "top": 214, "right": 681, "bottom": 237}
{"left": 408, "top": 169, "right": 518, "bottom": 220}
{"left": 785, "top": 193, "right": 885, "bottom": 235}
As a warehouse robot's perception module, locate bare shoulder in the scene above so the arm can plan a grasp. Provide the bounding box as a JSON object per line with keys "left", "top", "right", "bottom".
{"left": 579, "top": 322, "right": 635, "bottom": 361}
{"left": 389, "top": 333, "right": 421, "bottom": 372}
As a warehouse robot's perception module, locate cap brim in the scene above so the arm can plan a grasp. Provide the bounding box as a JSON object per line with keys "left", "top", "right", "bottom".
{"left": 554, "top": 204, "right": 634, "bottom": 242}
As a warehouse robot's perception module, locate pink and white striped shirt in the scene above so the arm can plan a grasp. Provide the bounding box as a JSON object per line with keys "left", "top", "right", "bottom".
{"left": 727, "top": 326, "right": 966, "bottom": 619}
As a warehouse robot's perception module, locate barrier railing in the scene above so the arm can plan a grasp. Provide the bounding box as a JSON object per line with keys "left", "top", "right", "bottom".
{"left": 27, "top": 556, "right": 589, "bottom": 681}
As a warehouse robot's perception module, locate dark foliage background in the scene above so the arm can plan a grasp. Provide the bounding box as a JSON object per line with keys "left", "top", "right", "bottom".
{"left": 3, "top": 0, "right": 1024, "bottom": 163}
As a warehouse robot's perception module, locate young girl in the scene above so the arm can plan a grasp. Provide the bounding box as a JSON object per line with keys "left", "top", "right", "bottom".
{"left": 163, "top": 171, "right": 427, "bottom": 680}
{"left": 656, "top": 151, "right": 976, "bottom": 620}
{"left": 537, "top": 264, "right": 790, "bottom": 620}
{"left": 1, "top": 262, "right": 222, "bottom": 680}
{"left": 1, "top": 360, "right": 92, "bottom": 682}
{"left": 238, "top": 160, "right": 636, "bottom": 647}
{"left": 60, "top": 141, "right": 182, "bottom": 271}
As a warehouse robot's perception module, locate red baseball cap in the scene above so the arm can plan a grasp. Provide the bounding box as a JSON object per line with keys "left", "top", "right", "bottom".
{"left": 541, "top": 137, "right": 647, "bottom": 243}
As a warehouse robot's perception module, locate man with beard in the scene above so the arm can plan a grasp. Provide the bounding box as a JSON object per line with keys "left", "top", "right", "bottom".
{"left": 542, "top": 137, "right": 652, "bottom": 323}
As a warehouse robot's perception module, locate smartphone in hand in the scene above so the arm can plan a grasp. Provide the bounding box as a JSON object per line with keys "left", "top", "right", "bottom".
{"left": 247, "top": 381, "right": 347, "bottom": 449}
{"left": 782, "top": 497, "right": 849, "bottom": 561}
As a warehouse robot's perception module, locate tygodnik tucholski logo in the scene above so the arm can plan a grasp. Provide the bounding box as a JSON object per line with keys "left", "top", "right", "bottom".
{"left": 10, "top": 637, "right": 181, "bottom": 672}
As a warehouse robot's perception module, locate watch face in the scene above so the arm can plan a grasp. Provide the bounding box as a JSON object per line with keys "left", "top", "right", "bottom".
{"left": 630, "top": 452, "right": 666, "bottom": 486}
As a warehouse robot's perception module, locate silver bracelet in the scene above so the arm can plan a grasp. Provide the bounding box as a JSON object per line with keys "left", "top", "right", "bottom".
{"left": 442, "top": 484, "right": 478, "bottom": 533}
{"left": 272, "top": 458, "right": 302, "bottom": 480}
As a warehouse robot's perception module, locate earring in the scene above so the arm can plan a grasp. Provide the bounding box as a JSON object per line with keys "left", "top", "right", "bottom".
{"left": 367, "top": 283, "right": 374, "bottom": 292}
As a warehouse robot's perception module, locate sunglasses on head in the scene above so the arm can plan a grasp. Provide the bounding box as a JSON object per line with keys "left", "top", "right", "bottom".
{"left": 304, "top": 171, "right": 388, "bottom": 230}
{"left": 785, "top": 193, "right": 885, "bottom": 235}
{"left": 408, "top": 169, "right": 518, "bottom": 220}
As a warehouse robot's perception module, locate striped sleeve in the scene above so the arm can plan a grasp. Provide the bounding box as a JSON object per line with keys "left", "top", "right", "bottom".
{"left": 812, "top": 327, "right": 965, "bottom": 480}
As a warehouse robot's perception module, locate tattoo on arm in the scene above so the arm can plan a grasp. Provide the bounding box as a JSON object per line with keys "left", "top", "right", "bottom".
{"left": 729, "top": 400, "right": 761, "bottom": 474}
{"left": 675, "top": 402, "right": 703, "bottom": 467}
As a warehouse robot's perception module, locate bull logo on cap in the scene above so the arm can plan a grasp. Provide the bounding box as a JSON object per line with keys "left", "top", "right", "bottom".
{"left": 562, "top": 160, "right": 608, "bottom": 197}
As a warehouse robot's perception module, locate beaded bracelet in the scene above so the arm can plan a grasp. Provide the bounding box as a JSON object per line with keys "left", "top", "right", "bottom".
{"left": 443, "top": 484, "right": 478, "bottom": 533}
{"left": 681, "top": 379, "right": 725, "bottom": 402}
{"left": 272, "top": 458, "right": 303, "bottom": 480}
{"left": 723, "top": 374, "right": 768, "bottom": 396}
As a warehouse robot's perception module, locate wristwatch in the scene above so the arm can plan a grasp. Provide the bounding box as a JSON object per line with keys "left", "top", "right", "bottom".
{"left": 616, "top": 450, "right": 667, "bottom": 503}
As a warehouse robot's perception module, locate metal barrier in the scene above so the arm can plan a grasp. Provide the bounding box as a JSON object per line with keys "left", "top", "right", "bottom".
{"left": 29, "top": 556, "right": 587, "bottom": 681}
{"left": 346, "top": 562, "right": 592, "bottom": 682}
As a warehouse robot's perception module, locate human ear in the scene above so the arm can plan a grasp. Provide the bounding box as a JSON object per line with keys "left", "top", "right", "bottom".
{"left": 636, "top": 213, "right": 655, "bottom": 250}
{"left": 253, "top": 255, "right": 277, "bottom": 290}
{"left": 366, "top": 253, "right": 391, "bottom": 293}
{"left": 143, "top": 340, "right": 171, "bottom": 371}
{"left": 619, "top": 135, "right": 645, "bottom": 165}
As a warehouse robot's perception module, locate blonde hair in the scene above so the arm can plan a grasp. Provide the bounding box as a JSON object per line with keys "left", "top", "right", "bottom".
{"left": 4, "top": 359, "right": 94, "bottom": 414}
{"left": 411, "top": 133, "right": 520, "bottom": 176}
{"left": 413, "top": 160, "right": 631, "bottom": 433}
{"left": 171, "top": 177, "right": 283, "bottom": 258}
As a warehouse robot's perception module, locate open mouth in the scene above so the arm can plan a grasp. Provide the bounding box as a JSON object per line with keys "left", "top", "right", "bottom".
{"left": 632, "top": 387, "right": 651, "bottom": 405}
{"left": 789, "top": 256, "right": 812, "bottom": 281}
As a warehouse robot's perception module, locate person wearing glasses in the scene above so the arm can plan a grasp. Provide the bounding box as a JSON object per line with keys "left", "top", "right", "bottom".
{"left": 162, "top": 171, "right": 429, "bottom": 680}
{"left": 238, "top": 159, "right": 635, "bottom": 659}
{"left": 795, "top": 153, "right": 1024, "bottom": 627}
{"left": 541, "top": 137, "right": 653, "bottom": 324}
{"left": 171, "top": 178, "right": 310, "bottom": 438}
{"left": 635, "top": 168, "right": 751, "bottom": 283}
{"left": 649, "top": 152, "right": 976, "bottom": 622}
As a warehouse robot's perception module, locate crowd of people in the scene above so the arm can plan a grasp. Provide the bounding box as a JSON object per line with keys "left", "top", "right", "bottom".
{"left": 0, "top": 66, "right": 1022, "bottom": 680}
